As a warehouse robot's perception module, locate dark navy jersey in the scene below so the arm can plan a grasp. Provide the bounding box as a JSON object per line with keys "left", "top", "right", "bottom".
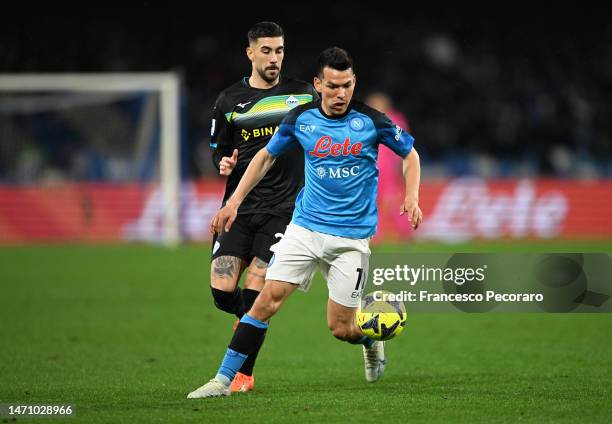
{"left": 266, "top": 99, "right": 414, "bottom": 238}
{"left": 211, "top": 76, "right": 319, "bottom": 216}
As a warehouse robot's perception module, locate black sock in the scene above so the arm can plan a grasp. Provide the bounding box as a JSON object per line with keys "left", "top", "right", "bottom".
{"left": 238, "top": 334, "right": 264, "bottom": 376}
{"left": 211, "top": 286, "right": 243, "bottom": 318}
{"left": 238, "top": 288, "right": 263, "bottom": 376}
{"left": 218, "top": 316, "right": 267, "bottom": 383}
{"left": 239, "top": 288, "right": 261, "bottom": 317}
{"left": 229, "top": 320, "right": 267, "bottom": 356}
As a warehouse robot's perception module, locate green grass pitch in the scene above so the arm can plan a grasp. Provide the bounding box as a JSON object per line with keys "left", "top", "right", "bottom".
{"left": 1, "top": 242, "right": 611, "bottom": 423}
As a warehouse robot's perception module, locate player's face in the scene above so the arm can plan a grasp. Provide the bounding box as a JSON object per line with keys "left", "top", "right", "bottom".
{"left": 247, "top": 37, "right": 284, "bottom": 84}
{"left": 314, "top": 67, "right": 356, "bottom": 116}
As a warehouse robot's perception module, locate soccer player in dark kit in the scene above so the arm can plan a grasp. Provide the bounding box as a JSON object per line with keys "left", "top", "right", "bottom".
{"left": 188, "top": 21, "right": 318, "bottom": 395}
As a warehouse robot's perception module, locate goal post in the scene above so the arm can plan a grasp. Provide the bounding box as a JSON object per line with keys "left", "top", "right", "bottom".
{"left": 0, "top": 73, "right": 181, "bottom": 245}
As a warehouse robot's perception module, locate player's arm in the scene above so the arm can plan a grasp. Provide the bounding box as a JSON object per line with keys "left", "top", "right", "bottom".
{"left": 210, "top": 148, "right": 277, "bottom": 234}
{"left": 210, "top": 93, "right": 238, "bottom": 175}
{"left": 400, "top": 148, "right": 423, "bottom": 229}
{"left": 210, "top": 117, "right": 298, "bottom": 234}
{"left": 375, "top": 112, "right": 423, "bottom": 229}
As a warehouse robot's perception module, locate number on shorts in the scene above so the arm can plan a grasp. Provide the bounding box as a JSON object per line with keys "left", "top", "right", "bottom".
{"left": 354, "top": 267, "right": 365, "bottom": 291}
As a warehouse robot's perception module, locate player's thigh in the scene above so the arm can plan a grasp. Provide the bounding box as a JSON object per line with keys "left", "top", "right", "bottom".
{"left": 244, "top": 214, "right": 291, "bottom": 291}
{"left": 324, "top": 243, "right": 370, "bottom": 309}
{"left": 249, "top": 279, "right": 299, "bottom": 322}
{"left": 210, "top": 214, "right": 254, "bottom": 290}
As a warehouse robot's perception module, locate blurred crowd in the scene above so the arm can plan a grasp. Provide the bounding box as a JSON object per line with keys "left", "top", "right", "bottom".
{"left": 1, "top": 6, "right": 610, "bottom": 182}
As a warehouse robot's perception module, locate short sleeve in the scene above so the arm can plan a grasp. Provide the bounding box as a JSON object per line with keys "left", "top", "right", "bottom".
{"left": 210, "top": 92, "right": 232, "bottom": 151}
{"left": 210, "top": 92, "right": 234, "bottom": 170}
{"left": 375, "top": 113, "right": 414, "bottom": 158}
{"left": 266, "top": 118, "right": 297, "bottom": 157}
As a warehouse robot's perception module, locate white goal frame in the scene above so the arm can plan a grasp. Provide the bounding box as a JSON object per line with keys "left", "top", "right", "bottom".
{"left": 0, "top": 73, "right": 181, "bottom": 245}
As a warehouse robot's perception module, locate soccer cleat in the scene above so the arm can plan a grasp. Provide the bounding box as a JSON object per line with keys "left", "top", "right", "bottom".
{"left": 187, "top": 379, "right": 231, "bottom": 399}
{"left": 363, "top": 340, "right": 386, "bottom": 382}
{"left": 230, "top": 372, "right": 255, "bottom": 393}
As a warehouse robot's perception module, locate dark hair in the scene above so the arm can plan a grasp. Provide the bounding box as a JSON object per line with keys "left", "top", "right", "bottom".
{"left": 247, "top": 22, "right": 284, "bottom": 44}
{"left": 317, "top": 47, "right": 354, "bottom": 77}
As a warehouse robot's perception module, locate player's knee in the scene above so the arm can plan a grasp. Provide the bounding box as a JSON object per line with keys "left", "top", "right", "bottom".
{"left": 329, "top": 322, "right": 352, "bottom": 341}
{"left": 210, "top": 256, "right": 243, "bottom": 287}
{"left": 331, "top": 327, "right": 351, "bottom": 341}
{"left": 244, "top": 275, "right": 265, "bottom": 292}
{"left": 211, "top": 286, "right": 242, "bottom": 315}
{"left": 244, "top": 257, "right": 267, "bottom": 291}
{"left": 210, "top": 276, "right": 237, "bottom": 292}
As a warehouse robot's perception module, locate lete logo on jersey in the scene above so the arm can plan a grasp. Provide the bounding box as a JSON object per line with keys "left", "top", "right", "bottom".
{"left": 309, "top": 136, "right": 363, "bottom": 158}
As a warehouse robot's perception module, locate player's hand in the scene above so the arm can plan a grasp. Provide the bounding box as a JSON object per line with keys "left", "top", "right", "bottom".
{"left": 400, "top": 197, "right": 423, "bottom": 230}
{"left": 210, "top": 201, "right": 238, "bottom": 235}
{"left": 219, "top": 149, "right": 238, "bottom": 176}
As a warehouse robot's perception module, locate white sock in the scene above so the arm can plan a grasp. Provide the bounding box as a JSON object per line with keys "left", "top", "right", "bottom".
{"left": 215, "top": 373, "right": 231, "bottom": 387}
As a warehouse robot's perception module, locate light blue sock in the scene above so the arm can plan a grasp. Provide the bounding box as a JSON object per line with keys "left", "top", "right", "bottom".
{"left": 214, "top": 373, "right": 231, "bottom": 386}
{"left": 354, "top": 335, "right": 375, "bottom": 348}
{"left": 216, "top": 348, "right": 248, "bottom": 385}
{"left": 240, "top": 314, "right": 269, "bottom": 329}
{"left": 215, "top": 315, "right": 268, "bottom": 385}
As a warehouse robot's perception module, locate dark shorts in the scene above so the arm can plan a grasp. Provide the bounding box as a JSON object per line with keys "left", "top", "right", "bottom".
{"left": 211, "top": 213, "right": 291, "bottom": 264}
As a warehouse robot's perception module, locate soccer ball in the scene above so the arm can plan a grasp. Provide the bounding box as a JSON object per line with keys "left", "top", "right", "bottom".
{"left": 356, "top": 291, "right": 407, "bottom": 341}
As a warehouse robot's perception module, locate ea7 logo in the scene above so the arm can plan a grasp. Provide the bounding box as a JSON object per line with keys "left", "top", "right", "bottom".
{"left": 299, "top": 124, "right": 316, "bottom": 132}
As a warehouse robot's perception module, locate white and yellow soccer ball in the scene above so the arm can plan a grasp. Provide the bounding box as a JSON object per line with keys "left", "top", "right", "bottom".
{"left": 356, "top": 291, "right": 407, "bottom": 341}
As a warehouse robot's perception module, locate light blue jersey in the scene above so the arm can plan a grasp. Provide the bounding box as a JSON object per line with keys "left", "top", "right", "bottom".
{"left": 266, "top": 100, "right": 414, "bottom": 238}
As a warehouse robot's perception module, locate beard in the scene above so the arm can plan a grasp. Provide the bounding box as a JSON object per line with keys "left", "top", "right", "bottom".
{"left": 257, "top": 66, "right": 280, "bottom": 83}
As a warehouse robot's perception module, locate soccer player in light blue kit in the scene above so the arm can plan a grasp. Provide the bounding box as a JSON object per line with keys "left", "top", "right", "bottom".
{"left": 188, "top": 47, "right": 422, "bottom": 398}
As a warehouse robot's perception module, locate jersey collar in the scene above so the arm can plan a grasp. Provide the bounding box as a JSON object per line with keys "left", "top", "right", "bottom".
{"left": 242, "top": 76, "right": 283, "bottom": 91}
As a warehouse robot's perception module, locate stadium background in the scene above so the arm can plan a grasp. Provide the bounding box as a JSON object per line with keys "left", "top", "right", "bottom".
{"left": 1, "top": 5, "right": 611, "bottom": 423}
